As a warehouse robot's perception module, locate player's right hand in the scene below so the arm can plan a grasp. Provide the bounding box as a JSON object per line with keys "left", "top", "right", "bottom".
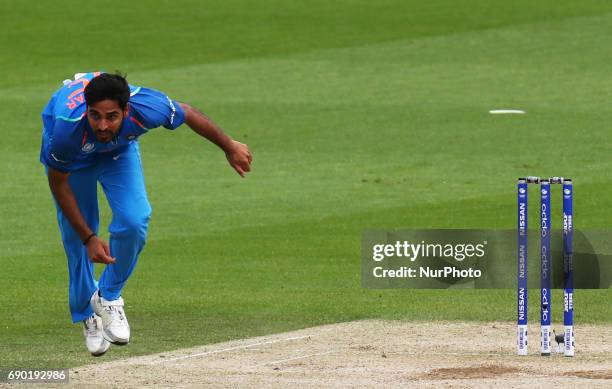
{"left": 86, "top": 237, "right": 116, "bottom": 264}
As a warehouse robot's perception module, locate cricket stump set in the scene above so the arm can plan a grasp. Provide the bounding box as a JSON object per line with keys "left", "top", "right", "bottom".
{"left": 517, "top": 176, "right": 574, "bottom": 357}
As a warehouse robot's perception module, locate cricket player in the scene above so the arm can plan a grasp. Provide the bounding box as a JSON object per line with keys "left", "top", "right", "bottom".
{"left": 40, "top": 72, "right": 252, "bottom": 356}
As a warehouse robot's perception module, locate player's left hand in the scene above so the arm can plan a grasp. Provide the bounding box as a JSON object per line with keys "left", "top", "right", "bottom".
{"left": 225, "top": 140, "right": 252, "bottom": 177}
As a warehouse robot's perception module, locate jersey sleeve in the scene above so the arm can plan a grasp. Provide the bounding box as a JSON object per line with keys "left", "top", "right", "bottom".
{"left": 128, "top": 87, "right": 185, "bottom": 130}
{"left": 41, "top": 119, "right": 82, "bottom": 172}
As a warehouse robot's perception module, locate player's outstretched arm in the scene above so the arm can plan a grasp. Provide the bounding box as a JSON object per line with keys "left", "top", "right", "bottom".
{"left": 179, "top": 102, "right": 253, "bottom": 177}
{"left": 47, "top": 168, "right": 115, "bottom": 264}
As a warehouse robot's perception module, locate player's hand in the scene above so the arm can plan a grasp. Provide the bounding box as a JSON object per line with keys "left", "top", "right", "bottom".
{"left": 86, "top": 236, "right": 116, "bottom": 264}
{"left": 225, "top": 140, "right": 253, "bottom": 177}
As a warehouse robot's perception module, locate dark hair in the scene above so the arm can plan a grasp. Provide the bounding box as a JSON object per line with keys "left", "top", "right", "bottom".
{"left": 84, "top": 72, "right": 130, "bottom": 110}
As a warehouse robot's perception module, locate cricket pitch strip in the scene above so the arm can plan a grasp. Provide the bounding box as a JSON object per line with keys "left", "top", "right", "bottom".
{"left": 70, "top": 320, "right": 612, "bottom": 387}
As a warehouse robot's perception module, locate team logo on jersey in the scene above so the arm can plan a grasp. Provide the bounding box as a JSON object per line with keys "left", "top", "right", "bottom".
{"left": 82, "top": 142, "right": 95, "bottom": 153}
{"left": 127, "top": 135, "right": 136, "bottom": 140}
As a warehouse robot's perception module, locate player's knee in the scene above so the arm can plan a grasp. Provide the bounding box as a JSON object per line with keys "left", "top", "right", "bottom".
{"left": 111, "top": 207, "right": 151, "bottom": 237}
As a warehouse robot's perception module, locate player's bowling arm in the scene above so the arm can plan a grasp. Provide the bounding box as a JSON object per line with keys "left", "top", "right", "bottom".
{"left": 179, "top": 102, "right": 253, "bottom": 177}
{"left": 47, "top": 168, "right": 93, "bottom": 241}
{"left": 47, "top": 168, "right": 115, "bottom": 264}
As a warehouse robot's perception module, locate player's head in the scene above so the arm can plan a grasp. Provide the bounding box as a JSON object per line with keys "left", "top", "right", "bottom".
{"left": 84, "top": 73, "right": 130, "bottom": 143}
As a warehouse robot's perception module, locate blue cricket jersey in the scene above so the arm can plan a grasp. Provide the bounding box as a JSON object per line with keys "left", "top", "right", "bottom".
{"left": 40, "top": 72, "right": 186, "bottom": 172}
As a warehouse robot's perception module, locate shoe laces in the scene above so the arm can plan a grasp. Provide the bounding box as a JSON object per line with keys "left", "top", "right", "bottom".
{"left": 83, "top": 316, "right": 99, "bottom": 336}
{"left": 105, "top": 305, "right": 126, "bottom": 323}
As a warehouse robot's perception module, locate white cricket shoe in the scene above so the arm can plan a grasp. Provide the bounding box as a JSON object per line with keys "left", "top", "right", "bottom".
{"left": 83, "top": 315, "right": 110, "bottom": 356}
{"left": 90, "top": 291, "right": 130, "bottom": 345}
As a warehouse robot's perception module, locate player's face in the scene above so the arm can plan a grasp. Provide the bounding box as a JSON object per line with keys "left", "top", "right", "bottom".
{"left": 87, "top": 100, "right": 128, "bottom": 143}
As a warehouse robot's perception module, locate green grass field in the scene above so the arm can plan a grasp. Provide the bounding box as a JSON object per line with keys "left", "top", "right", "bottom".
{"left": 1, "top": 0, "right": 611, "bottom": 368}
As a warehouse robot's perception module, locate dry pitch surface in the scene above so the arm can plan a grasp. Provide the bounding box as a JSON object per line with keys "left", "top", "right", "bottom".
{"left": 68, "top": 321, "right": 611, "bottom": 388}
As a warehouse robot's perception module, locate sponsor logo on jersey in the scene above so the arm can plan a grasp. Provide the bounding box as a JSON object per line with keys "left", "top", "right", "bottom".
{"left": 51, "top": 153, "right": 68, "bottom": 163}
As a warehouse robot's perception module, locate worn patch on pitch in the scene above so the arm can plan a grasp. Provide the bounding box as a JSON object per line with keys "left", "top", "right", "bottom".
{"left": 563, "top": 370, "right": 612, "bottom": 380}
{"left": 422, "top": 365, "right": 520, "bottom": 379}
